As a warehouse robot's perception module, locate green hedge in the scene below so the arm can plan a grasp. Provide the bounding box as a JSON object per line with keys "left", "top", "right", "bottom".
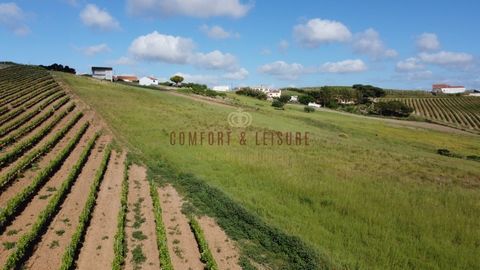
{"left": 112, "top": 153, "right": 130, "bottom": 270}
{"left": 60, "top": 143, "right": 112, "bottom": 270}
{"left": 149, "top": 178, "right": 174, "bottom": 270}
{"left": 189, "top": 217, "right": 219, "bottom": 270}
{"left": 0, "top": 110, "right": 81, "bottom": 190}
{"left": 0, "top": 122, "right": 89, "bottom": 231}
{"left": 2, "top": 133, "right": 99, "bottom": 270}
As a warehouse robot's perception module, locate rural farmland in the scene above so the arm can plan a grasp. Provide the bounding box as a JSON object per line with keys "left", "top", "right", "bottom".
{"left": 381, "top": 97, "right": 480, "bottom": 132}
{"left": 0, "top": 65, "right": 239, "bottom": 270}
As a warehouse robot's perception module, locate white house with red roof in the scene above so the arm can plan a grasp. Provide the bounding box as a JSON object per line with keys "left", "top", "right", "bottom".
{"left": 432, "top": 84, "right": 466, "bottom": 94}
{"left": 139, "top": 76, "right": 159, "bottom": 86}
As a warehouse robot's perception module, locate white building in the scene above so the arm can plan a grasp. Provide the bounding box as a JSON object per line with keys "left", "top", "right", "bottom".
{"left": 139, "top": 76, "right": 159, "bottom": 86}
{"left": 432, "top": 84, "right": 466, "bottom": 94}
{"left": 92, "top": 67, "right": 113, "bottom": 81}
{"left": 290, "top": 96, "right": 298, "bottom": 102}
{"left": 212, "top": 85, "right": 230, "bottom": 92}
{"left": 308, "top": 102, "right": 321, "bottom": 108}
{"left": 267, "top": 90, "right": 282, "bottom": 98}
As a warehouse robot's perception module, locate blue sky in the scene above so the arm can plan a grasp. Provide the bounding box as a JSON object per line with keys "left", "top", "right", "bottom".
{"left": 1, "top": 0, "right": 479, "bottom": 90}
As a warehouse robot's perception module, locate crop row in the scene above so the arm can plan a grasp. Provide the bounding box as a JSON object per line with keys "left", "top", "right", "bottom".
{"left": 0, "top": 99, "right": 72, "bottom": 149}
{"left": 383, "top": 97, "right": 480, "bottom": 130}
{"left": 9, "top": 82, "right": 58, "bottom": 108}
{"left": 112, "top": 155, "right": 130, "bottom": 270}
{"left": 189, "top": 217, "right": 219, "bottom": 270}
{"left": 0, "top": 110, "right": 81, "bottom": 189}
{"left": 0, "top": 89, "right": 63, "bottom": 126}
{"left": 2, "top": 133, "right": 99, "bottom": 270}
{"left": 0, "top": 75, "right": 52, "bottom": 100}
{"left": 149, "top": 178, "right": 174, "bottom": 270}
{"left": 0, "top": 122, "right": 89, "bottom": 231}
{"left": 60, "top": 143, "right": 111, "bottom": 270}
{"left": 0, "top": 79, "right": 56, "bottom": 107}
{"left": 23, "top": 88, "right": 62, "bottom": 109}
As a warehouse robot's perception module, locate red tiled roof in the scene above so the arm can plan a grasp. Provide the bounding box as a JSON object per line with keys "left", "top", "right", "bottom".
{"left": 432, "top": 84, "right": 464, "bottom": 89}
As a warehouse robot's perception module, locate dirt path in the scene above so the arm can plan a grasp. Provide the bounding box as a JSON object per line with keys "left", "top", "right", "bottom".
{"left": 164, "top": 91, "right": 235, "bottom": 109}
{"left": 76, "top": 150, "right": 126, "bottom": 270}
{"left": 124, "top": 165, "right": 161, "bottom": 270}
{"left": 0, "top": 112, "right": 88, "bottom": 207}
{"left": 0, "top": 127, "right": 96, "bottom": 266}
{"left": 25, "top": 135, "right": 110, "bottom": 270}
{"left": 158, "top": 185, "right": 204, "bottom": 270}
{"left": 198, "top": 216, "right": 241, "bottom": 270}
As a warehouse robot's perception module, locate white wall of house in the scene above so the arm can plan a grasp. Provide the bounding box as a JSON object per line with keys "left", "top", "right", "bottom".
{"left": 441, "top": 87, "right": 466, "bottom": 94}
{"left": 308, "top": 102, "right": 321, "bottom": 108}
{"left": 213, "top": 85, "right": 230, "bottom": 92}
{"left": 92, "top": 69, "right": 113, "bottom": 81}
{"left": 139, "top": 77, "right": 159, "bottom": 86}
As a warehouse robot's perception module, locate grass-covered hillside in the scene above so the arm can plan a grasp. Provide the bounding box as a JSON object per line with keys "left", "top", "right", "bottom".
{"left": 57, "top": 72, "right": 480, "bottom": 269}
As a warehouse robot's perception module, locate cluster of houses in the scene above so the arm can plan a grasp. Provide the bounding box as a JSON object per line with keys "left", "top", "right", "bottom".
{"left": 91, "top": 67, "right": 159, "bottom": 86}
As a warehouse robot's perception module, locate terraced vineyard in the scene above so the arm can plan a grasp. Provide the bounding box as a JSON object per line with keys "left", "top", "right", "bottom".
{"left": 0, "top": 65, "right": 239, "bottom": 270}
{"left": 381, "top": 97, "right": 480, "bottom": 132}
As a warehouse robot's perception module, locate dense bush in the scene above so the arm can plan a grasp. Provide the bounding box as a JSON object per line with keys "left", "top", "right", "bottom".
{"left": 40, "top": 63, "right": 76, "bottom": 74}
{"left": 353, "top": 84, "right": 386, "bottom": 103}
{"left": 278, "top": 95, "right": 291, "bottom": 103}
{"left": 235, "top": 87, "right": 267, "bottom": 100}
{"left": 304, "top": 106, "right": 315, "bottom": 113}
{"left": 373, "top": 100, "right": 413, "bottom": 117}
{"left": 298, "top": 95, "right": 315, "bottom": 105}
{"left": 271, "top": 99, "right": 285, "bottom": 110}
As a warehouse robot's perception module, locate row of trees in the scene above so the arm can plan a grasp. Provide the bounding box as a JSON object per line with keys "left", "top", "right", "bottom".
{"left": 40, "top": 63, "right": 76, "bottom": 74}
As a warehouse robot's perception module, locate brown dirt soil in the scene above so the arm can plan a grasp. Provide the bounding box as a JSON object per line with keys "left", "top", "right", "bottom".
{"left": 158, "top": 185, "right": 204, "bottom": 270}
{"left": 124, "top": 164, "right": 161, "bottom": 270}
{"left": 0, "top": 112, "right": 88, "bottom": 207}
{"left": 198, "top": 216, "right": 241, "bottom": 270}
{"left": 0, "top": 106, "right": 78, "bottom": 176}
{"left": 25, "top": 135, "right": 110, "bottom": 270}
{"left": 0, "top": 127, "right": 96, "bottom": 266}
{"left": 76, "top": 150, "right": 126, "bottom": 270}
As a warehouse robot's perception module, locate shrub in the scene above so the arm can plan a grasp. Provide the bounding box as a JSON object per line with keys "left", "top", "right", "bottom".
{"left": 235, "top": 88, "right": 267, "bottom": 100}
{"left": 278, "top": 95, "right": 291, "bottom": 103}
{"left": 112, "top": 155, "right": 130, "bottom": 270}
{"left": 298, "top": 95, "right": 315, "bottom": 105}
{"left": 190, "top": 217, "right": 219, "bottom": 270}
{"left": 271, "top": 99, "right": 285, "bottom": 110}
{"left": 304, "top": 106, "right": 315, "bottom": 113}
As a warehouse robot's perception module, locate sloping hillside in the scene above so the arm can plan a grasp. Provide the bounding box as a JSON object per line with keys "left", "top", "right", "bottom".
{"left": 56, "top": 71, "right": 480, "bottom": 269}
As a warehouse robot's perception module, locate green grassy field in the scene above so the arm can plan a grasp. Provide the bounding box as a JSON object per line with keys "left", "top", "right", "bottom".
{"left": 57, "top": 72, "right": 480, "bottom": 269}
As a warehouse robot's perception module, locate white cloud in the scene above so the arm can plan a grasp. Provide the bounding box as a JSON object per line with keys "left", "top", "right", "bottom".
{"left": 406, "top": 70, "right": 433, "bottom": 80}
{"left": 126, "top": 0, "right": 252, "bottom": 18}
{"left": 0, "top": 2, "right": 30, "bottom": 36}
{"left": 129, "top": 31, "right": 242, "bottom": 73}
{"left": 109, "top": 56, "right": 135, "bottom": 66}
{"left": 416, "top": 33, "right": 440, "bottom": 51}
{"left": 200, "top": 24, "right": 239, "bottom": 39}
{"left": 64, "top": 0, "right": 78, "bottom": 6}
{"left": 260, "top": 48, "right": 271, "bottom": 55}
{"left": 352, "top": 28, "right": 397, "bottom": 59}
{"left": 320, "top": 59, "right": 367, "bottom": 73}
{"left": 80, "top": 4, "right": 120, "bottom": 31}
{"left": 223, "top": 68, "right": 248, "bottom": 80}
{"left": 278, "top": 40, "right": 289, "bottom": 53}
{"left": 293, "top": 18, "right": 351, "bottom": 48}
{"left": 418, "top": 51, "right": 474, "bottom": 66}
{"left": 193, "top": 50, "right": 237, "bottom": 70}
{"left": 129, "top": 31, "right": 195, "bottom": 64}
{"left": 174, "top": 72, "right": 219, "bottom": 85}
{"left": 396, "top": 57, "right": 424, "bottom": 72}
{"left": 80, "top": 43, "right": 111, "bottom": 56}
{"left": 258, "top": 61, "right": 306, "bottom": 80}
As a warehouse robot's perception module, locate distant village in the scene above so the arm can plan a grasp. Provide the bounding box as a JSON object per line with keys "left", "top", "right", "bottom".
{"left": 90, "top": 66, "right": 480, "bottom": 100}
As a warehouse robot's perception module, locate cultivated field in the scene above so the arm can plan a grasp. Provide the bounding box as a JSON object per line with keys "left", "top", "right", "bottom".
{"left": 0, "top": 65, "right": 233, "bottom": 270}
{"left": 381, "top": 97, "right": 480, "bottom": 132}
{"left": 57, "top": 71, "right": 480, "bottom": 269}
